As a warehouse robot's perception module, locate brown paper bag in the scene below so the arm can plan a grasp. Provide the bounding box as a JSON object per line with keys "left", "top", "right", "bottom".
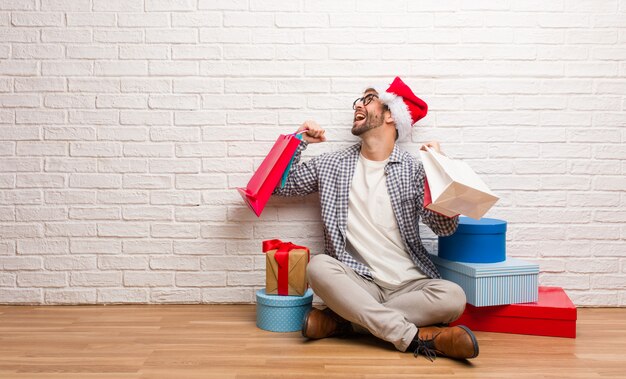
{"left": 419, "top": 146, "right": 499, "bottom": 220}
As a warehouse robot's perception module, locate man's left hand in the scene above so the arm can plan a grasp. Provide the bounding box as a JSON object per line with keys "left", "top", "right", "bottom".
{"left": 420, "top": 141, "right": 443, "bottom": 155}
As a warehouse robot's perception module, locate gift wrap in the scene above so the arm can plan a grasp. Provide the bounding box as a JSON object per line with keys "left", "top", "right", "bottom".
{"left": 430, "top": 254, "right": 539, "bottom": 307}
{"left": 438, "top": 217, "right": 507, "bottom": 263}
{"left": 452, "top": 286, "right": 577, "bottom": 338}
{"left": 263, "top": 239, "right": 309, "bottom": 296}
{"left": 256, "top": 288, "right": 313, "bottom": 332}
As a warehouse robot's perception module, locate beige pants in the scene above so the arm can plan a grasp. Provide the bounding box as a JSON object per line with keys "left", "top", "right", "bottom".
{"left": 307, "top": 254, "right": 467, "bottom": 352}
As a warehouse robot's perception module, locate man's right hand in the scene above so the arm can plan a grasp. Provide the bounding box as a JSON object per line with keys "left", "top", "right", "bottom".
{"left": 297, "top": 120, "right": 326, "bottom": 143}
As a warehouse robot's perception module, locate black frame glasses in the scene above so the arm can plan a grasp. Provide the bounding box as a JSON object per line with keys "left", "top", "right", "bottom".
{"left": 352, "top": 94, "right": 378, "bottom": 110}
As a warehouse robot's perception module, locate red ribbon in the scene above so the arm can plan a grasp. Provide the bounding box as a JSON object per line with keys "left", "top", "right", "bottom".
{"left": 262, "top": 239, "right": 310, "bottom": 295}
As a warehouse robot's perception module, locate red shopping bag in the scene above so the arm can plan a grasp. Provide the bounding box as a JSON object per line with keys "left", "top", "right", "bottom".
{"left": 237, "top": 133, "right": 302, "bottom": 217}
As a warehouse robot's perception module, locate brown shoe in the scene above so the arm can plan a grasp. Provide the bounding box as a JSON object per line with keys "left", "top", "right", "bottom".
{"left": 301, "top": 307, "right": 352, "bottom": 339}
{"left": 409, "top": 325, "right": 479, "bottom": 361}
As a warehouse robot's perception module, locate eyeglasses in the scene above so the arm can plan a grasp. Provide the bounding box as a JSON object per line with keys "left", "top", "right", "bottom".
{"left": 352, "top": 94, "right": 378, "bottom": 110}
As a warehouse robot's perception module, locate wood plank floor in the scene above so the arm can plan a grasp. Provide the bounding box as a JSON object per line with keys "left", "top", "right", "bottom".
{"left": 0, "top": 306, "right": 624, "bottom": 378}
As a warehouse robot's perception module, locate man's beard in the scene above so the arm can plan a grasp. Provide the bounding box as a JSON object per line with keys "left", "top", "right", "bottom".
{"left": 351, "top": 113, "right": 384, "bottom": 136}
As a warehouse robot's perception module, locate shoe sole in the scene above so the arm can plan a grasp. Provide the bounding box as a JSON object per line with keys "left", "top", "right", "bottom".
{"left": 456, "top": 325, "right": 479, "bottom": 359}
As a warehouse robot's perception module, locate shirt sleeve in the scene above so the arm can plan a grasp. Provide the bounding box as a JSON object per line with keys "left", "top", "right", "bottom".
{"left": 416, "top": 160, "right": 459, "bottom": 236}
{"left": 272, "top": 140, "right": 320, "bottom": 197}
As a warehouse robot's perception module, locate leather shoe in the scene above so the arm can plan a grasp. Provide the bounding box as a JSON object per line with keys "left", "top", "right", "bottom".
{"left": 301, "top": 307, "right": 352, "bottom": 339}
{"left": 409, "top": 325, "right": 479, "bottom": 361}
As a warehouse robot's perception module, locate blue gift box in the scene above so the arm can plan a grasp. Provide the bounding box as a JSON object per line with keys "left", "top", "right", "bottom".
{"left": 256, "top": 288, "right": 313, "bottom": 332}
{"left": 438, "top": 217, "right": 507, "bottom": 263}
{"left": 429, "top": 254, "right": 539, "bottom": 307}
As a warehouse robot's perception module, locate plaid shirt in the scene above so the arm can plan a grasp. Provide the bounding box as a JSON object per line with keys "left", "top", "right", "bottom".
{"left": 273, "top": 140, "right": 459, "bottom": 280}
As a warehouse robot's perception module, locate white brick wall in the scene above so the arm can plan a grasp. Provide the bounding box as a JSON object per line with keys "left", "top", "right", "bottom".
{"left": 0, "top": 0, "right": 624, "bottom": 306}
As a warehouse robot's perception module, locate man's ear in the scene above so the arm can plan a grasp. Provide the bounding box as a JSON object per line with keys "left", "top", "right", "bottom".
{"left": 384, "top": 109, "right": 394, "bottom": 124}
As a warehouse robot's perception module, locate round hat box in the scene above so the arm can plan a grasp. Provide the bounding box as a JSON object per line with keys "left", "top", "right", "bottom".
{"left": 256, "top": 288, "right": 313, "bottom": 332}
{"left": 438, "top": 217, "right": 507, "bottom": 263}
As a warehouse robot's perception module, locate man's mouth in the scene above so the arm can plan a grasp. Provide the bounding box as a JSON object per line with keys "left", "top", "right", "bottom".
{"left": 354, "top": 112, "right": 366, "bottom": 122}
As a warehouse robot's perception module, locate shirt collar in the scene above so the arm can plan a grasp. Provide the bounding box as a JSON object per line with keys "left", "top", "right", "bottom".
{"left": 341, "top": 142, "right": 403, "bottom": 163}
{"left": 388, "top": 143, "right": 403, "bottom": 163}
{"left": 340, "top": 142, "right": 403, "bottom": 163}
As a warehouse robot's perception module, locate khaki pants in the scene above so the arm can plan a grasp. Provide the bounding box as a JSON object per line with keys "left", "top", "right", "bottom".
{"left": 307, "top": 254, "right": 467, "bottom": 352}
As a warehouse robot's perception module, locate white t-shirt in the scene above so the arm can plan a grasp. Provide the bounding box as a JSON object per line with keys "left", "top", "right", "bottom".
{"left": 345, "top": 153, "right": 427, "bottom": 289}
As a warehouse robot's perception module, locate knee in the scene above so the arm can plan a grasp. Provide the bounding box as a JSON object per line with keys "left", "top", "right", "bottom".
{"left": 442, "top": 282, "right": 466, "bottom": 321}
{"left": 306, "top": 254, "right": 336, "bottom": 286}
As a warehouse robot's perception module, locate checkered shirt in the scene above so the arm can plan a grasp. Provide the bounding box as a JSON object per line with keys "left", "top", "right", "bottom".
{"left": 273, "top": 140, "right": 459, "bottom": 280}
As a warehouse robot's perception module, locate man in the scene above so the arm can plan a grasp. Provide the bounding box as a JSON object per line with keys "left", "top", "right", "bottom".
{"left": 272, "top": 77, "right": 478, "bottom": 361}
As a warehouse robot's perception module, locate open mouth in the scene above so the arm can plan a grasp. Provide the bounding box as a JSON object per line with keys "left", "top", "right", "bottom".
{"left": 353, "top": 111, "right": 366, "bottom": 122}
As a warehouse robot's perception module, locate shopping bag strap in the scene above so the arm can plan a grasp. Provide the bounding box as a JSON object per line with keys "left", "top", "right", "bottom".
{"left": 292, "top": 128, "right": 309, "bottom": 136}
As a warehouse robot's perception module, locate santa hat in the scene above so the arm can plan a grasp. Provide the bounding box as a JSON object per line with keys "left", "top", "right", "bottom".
{"left": 371, "top": 77, "right": 428, "bottom": 141}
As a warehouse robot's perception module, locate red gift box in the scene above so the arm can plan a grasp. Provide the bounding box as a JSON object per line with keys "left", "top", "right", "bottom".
{"left": 451, "top": 286, "right": 577, "bottom": 338}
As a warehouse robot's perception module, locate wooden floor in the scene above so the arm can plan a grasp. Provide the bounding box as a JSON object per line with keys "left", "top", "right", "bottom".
{"left": 0, "top": 306, "right": 624, "bottom": 379}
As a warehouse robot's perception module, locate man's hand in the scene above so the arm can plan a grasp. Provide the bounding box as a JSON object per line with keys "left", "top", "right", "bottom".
{"left": 297, "top": 120, "right": 326, "bottom": 143}
{"left": 420, "top": 141, "right": 444, "bottom": 155}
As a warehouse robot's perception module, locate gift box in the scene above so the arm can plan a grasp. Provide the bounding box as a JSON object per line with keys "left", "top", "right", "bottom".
{"left": 452, "top": 286, "right": 577, "bottom": 338}
{"left": 438, "top": 217, "right": 507, "bottom": 263}
{"left": 263, "top": 239, "right": 309, "bottom": 296}
{"left": 256, "top": 288, "right": 313, "bottom": 332}
{"left": 429, "top": 254, "right": 539, "bottom": 307}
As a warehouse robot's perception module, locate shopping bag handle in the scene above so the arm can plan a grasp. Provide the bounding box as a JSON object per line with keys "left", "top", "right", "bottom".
{"left": 422, "top": 145, "right": 440, "bottom": 155}
{"left": 422, "top": 145, "right": 449, "bottom": 158}
{"left": 293, "top": 128, "right": 309, "bottom": 136}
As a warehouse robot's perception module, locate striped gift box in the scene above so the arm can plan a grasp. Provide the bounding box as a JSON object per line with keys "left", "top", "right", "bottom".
{"left": 429, "top": 254, "right": 539, "bottom": 307}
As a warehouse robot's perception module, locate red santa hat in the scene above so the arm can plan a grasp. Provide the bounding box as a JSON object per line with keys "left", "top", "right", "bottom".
{"left": 370, "top": 77, "right": 428, "bottom": 141}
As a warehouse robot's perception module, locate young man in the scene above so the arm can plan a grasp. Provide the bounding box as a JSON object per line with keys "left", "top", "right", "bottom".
{"left": 272, "top": 77, "right": 479, "bottom": 361}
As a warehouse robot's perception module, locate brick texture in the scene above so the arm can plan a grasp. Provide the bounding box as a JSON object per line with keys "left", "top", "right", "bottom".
{"left": 0, "top": 1, "right": 624, "bottom": 306}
